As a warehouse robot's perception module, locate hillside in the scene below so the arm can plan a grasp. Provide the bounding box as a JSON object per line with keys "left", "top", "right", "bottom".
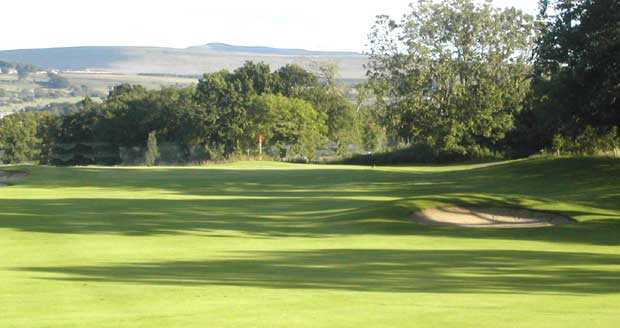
{"left": 0, "top": 44, "right": 367, "bottom": 79}
{"left": 188, "top": 43, "right": 361, "bottom": 56}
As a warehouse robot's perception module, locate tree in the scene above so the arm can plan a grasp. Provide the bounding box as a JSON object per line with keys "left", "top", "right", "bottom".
{"left": 98, "top": 84, "right": 152, "bottom": 147}
{"left": 233, "top": 61, "right": 274, "bottom": 95}
{"left": 194, "top": 62, "right": 279, "bottom": 155}
{"left": 304, "top": 85, "right": 358, "bottom": 155}
{"left": 354, "top": 83, "right": 387, "bottom": 151}
{"left": 0, "top": 113, "right": 42, "bottom": 163}
{"left": 249, "top": 94, "right": 327, "bottom": 159}
{"left": 51, "top": 99, "right": 102, "bottom": 165}
{"left": 45, "top": 72, "right": 71, "bottom": 89}
{"left": 529, "top": 0, "right": 620, "bottom": 143}
{"left": 282, "top": 63, "right": 361, "bottom": 155}
{"left": 274, "top": 64, "right": 318, "bottom": 98}
{"left": 367, "top": 0, "right": 535, "bottom": 156}
{"left": 195, "top": 70, "right": 246, "bottom": 155}
{"left": 144, "top": 131, "right": 159, "bottom": 166}
{"left": 16, "top": 63, "right": 38, "bottom": 80}
{"left": 0, "top": 61, "right": 10, "bottom": 74}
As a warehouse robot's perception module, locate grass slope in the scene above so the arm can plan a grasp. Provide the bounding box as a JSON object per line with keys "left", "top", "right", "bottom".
{"left": 1, "top": 157, "right": 619, "bottom": 327}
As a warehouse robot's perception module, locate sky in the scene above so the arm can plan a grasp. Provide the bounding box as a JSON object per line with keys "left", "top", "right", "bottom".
{"left": 1, "top": 0, "right": 538, "bottom": 52}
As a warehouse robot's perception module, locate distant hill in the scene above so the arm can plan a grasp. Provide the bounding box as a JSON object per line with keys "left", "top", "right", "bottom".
{"left": 188, "top": 43, "right": 361, "bottom": 56}
{"left": 0, "top": 44, "right": 367, "bottom": 79}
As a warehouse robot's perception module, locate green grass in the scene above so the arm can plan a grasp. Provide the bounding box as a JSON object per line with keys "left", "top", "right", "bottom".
{"left": 1, "top": 157, "right": 619, "bottom": 327}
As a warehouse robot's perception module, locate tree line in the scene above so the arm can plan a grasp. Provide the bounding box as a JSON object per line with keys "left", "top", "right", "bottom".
{"left": 360, "top": 0, "right": 619, "bottom": 163}
{"left": 1, "top": 0, "right": 618, "bottom": 165}
{"left": 0, "top": 61, "right": 40, "bottom": 80}
{"left": 0, "top": 62, "right": 381, "bottom": 165}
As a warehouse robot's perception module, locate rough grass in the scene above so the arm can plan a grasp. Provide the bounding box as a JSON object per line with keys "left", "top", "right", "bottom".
{"left": 1, "top": 157, "right": 619, "bottom": 327}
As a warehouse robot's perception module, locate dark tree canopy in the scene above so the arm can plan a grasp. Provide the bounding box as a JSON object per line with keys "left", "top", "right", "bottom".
{"left": 534, "top": 0, "right": 620, "bottom": 134}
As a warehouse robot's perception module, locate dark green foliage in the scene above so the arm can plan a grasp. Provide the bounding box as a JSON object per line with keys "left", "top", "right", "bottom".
{"left": 360, "top": 0, "right": 619, "bottom": 162}
{"left": 552, "top": 127, "right": 620, "bottom": 157}
{"left": 194, "top": 61, "right": 355, "bottom": 158}
{"left": 521, "top": 0, "right": 620, "bottom": 154}
{"left": 340, "top": 142, "right": 503, "bottom": 165}
{"left": 47, "top": 97, "right": 120, "bottom": 166}
{"left": 249, "top": 94, "right": 327, "bottom": 159}
{"left": 274, "top": 64, "right": 318, "bottom": 98}
{"left": 0, "top": 113, "right": 42, "bottom": 163}
{"left": 21, "top": 102, "right": 80, "bottom": 116}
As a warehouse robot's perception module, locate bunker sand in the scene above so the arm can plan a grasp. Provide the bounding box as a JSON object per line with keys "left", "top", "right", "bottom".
{"left": 412, "top": 206, "right": 576, "bottom": 228}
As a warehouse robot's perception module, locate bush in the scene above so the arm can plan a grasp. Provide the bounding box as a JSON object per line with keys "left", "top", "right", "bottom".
{"left": 338, "top": 142, "right": 505, "bottom": 165}
{"left": 144, "top": 131, "right": 160, "bottom": 166}
{"left": 552, "top": 127, "right": 620, "bottom": 157}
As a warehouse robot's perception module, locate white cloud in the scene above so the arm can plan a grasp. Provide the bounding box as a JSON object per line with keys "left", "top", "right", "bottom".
{"left": 1, "top": 0, "right": 538, "bottom": 52}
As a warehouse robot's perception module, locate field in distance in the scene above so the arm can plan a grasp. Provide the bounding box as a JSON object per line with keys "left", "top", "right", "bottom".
{"left": 0, "top": 72, "right": 198, "bottom": 114}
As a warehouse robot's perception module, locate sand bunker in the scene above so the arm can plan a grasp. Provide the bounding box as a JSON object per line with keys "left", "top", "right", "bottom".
{"left": 0, "top": 171, "right": 28, "bottom": 186}
{"left": 412, "top": 206, "right": 575, "bottom": 228}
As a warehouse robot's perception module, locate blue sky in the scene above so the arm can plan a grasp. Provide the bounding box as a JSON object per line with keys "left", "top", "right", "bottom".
{"left": 2, "top": 0, "right": 538, "bottom": 52}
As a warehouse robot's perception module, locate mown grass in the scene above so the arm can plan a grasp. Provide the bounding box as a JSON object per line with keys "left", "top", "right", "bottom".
{"left": 1, "top": 157, "right": 619, "bottom": 327}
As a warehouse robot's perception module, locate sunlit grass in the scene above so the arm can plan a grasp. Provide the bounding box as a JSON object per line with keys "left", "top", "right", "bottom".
{"left": 1, "top": 157, "right": 619, "bottom": 327}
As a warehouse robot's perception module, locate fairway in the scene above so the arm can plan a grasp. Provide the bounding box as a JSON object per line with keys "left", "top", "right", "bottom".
{"left": 1, "top": 158, "right": 619, "bottom": 327}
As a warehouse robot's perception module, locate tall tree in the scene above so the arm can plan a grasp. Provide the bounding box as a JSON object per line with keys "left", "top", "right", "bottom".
{"left": 532, "top": 0, "right": 620, "bottom": 138}
{"left": 367, "top": 0, "right": 535, "bottom": 155}
{"left": 0, "top": 113, "right": 42, "bottom": 163}
{"left": 195, "top": 70, "right": 246, "bottom": 154}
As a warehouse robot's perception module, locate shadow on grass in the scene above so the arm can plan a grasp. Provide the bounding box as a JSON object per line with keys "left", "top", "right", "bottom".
{"left": 1, "top": 196, "right": 619, "bottom": 245}
{"left": 0, "top": 198, "right": 405, "bottom": 238}
{"left": 17, "top": 249, "right": 620, "bottom": 295}
{"left": 1, "top": 157, "right": 619, "bottom": 244}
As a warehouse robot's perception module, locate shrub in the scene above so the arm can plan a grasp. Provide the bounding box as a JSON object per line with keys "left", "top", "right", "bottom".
{"left": 338, "top": 142, "right": 504, "bottom": 165}
{"left": 144, "top": 131, "right": 159, "bottom": 166}
{"left": 551, "top": 127, "right": 620, "bottom": 157}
